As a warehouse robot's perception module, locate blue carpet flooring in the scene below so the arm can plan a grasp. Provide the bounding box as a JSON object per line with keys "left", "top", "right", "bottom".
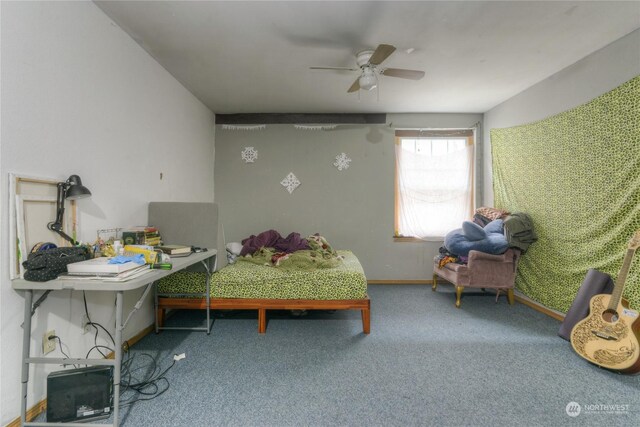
{"left": 107, "top": 285, "right": 638, "bottom": 426}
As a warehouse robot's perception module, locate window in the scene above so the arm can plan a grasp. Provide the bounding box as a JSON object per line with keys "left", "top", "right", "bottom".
{"left": 395, "top": 129, "right": 474, "bottom": 240}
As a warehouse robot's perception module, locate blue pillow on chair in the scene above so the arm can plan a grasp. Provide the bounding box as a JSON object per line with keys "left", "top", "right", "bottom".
{"left": 444, "top": 219, "right": 509, "bottom": 256}
{"left": 483, "top": 218, "right": 505, "bottom": 235}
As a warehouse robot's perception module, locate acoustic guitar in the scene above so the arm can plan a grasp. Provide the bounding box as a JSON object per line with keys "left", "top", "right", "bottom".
{"left": 570, "top": 231, "right": 640, "bottom": 374}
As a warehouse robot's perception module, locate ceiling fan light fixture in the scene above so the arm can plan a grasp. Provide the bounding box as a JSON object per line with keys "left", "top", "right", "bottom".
{"left": 310, "top": 43, "right": 424, "bottom": 94}
{"left": 359, "top": 69, "right": 378, "bottom": 91}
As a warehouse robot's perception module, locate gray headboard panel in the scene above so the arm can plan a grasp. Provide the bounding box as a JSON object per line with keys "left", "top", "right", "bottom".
{"left": 148, "top": 202, "right": 227, "bottom": 270}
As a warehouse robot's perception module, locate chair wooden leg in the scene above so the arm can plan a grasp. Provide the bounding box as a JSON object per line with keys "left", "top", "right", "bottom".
{"left": 507, "top": 289, "right": 515, "bottom": 305}
{"left": 361, "top": 308, "right": 370, "bottom": 334}
{"left": 432, "top": 274, "right": 438, "bottom": 291}
{"left": 455, "top": 286, "right": 463, "bottom": 308}
{"left": 258, "top": 308, "right": 267, "bottom": 334}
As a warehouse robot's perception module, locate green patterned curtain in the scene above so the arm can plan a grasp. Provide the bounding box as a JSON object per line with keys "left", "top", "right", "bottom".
{"left": 491, "top": 76, "right": 640, "bottom": 313}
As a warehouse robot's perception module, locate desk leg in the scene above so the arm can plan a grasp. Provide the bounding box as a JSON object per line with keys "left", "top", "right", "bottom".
{"left": 114, "top": 291, "right": 123, "bottom": 427}
{"left": 154, "top": 282, "right": 159, "bottom": 334}
{"left": 203, "top": 260, "right": 211, "bottom": 335}
{"left": 21, "top": 289, "right": 33, "bottom": 425}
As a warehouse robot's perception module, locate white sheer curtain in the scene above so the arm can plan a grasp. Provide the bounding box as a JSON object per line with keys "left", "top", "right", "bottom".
{"left": 396, "top": 139, "right": 473, "bottom": 240}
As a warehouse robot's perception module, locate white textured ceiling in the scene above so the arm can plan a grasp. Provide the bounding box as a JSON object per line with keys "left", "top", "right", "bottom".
{"left": 95, "top": 1, "right": 640, "bottom": 114}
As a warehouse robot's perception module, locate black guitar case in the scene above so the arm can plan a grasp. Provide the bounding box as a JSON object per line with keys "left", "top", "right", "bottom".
{"left": 558, "top": 269, "right": 614, "bottom": 341}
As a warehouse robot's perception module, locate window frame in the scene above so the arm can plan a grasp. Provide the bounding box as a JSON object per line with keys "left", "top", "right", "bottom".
{"left": 394, "top": 129, "right": 475, "bottom": 241}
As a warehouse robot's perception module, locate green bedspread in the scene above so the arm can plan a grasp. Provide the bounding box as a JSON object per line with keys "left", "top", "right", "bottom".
{"left": 157, "top": 250, "right": 367, "bottom": 300}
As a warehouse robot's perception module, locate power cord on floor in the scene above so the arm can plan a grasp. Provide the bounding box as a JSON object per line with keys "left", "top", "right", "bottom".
{"left": 119, "top": 352, "right": 180, "bottom": 406}
{"left": 80, "top": 293, "right": 181, "bottom": 406}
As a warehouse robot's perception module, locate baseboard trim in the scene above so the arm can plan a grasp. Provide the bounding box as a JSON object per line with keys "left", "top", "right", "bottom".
{"left": 8, "top": 323, "right": 156, "bottom": 426}
{"left": 367, "top": 280, "right": 433, "bottom": 285}
{"left": 105, "top": 324, "right": 156, "bottom": 359}
{"left": 6, "top": 398, "right": 46, "bottom": 427}
{"left": 514, "top": 293, "right": 565, "bottom": 321}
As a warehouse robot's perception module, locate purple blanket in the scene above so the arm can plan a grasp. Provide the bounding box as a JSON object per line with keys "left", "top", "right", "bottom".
{"left": 240, "top": 229, "right": 310, "bottom": 256}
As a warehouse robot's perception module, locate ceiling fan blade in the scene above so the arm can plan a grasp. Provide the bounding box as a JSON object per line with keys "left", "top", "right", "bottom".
{"left": 347, "top": 78, "right": 360, "bottom": 93}
{"left": 381, "top": 68, "right": 425, "bottom": 80}
{"left": 368, "top": 44, "right": 396, "bottom": 65}
{"left": 310, "top": 67, "right": 359, "bottom": 71}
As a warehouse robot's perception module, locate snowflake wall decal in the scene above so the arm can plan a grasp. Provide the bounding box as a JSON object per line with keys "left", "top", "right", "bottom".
{"left": 333, "top": 152, "right": 352, "bottom": 171}
{"left": 280, "top": 172, "right": 301, "bottom": 194}
{"left": 241, "top": 147, "right": 258, "bottom": 163}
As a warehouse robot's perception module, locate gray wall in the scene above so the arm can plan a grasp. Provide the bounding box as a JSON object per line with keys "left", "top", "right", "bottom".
{"left": 214, "top": 113, "right": 481, "bottom": 280}
{"left": 483, "top": 29, "right": 640, "bottom": 204}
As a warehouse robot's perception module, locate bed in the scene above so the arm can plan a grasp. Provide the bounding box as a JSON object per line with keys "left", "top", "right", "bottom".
{"left": 149, "top": 202, "right": 370, "bottom": 334}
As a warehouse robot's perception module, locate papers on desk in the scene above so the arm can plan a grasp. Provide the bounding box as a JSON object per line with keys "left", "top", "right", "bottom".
{"left": 67, "top": 257, "right": 143, "bottom": 275}
{"left": 59, "top": 265, "right": 151, "bottom": 282}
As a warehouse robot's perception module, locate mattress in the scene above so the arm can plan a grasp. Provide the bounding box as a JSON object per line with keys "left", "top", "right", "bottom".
{"left": 156, "top": 250, "right": 367, "bottom": 300}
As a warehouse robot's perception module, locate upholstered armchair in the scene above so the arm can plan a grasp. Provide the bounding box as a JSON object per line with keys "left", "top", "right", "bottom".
{"left": 432, "top": 249, "right": 521, "bottom": 308}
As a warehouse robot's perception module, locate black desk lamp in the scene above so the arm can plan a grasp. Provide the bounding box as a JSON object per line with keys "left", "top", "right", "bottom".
{"left": 47, "top": 175, "right": 91, "bottom": 245}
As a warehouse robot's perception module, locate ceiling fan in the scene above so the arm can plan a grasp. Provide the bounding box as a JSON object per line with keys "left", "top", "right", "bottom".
{"left": 310, "top": 44, "right": 425, "bottom": 93}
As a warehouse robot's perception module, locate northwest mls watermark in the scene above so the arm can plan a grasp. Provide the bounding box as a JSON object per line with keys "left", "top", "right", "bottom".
{"left": 566, "top": 401, "right": 630, "bottom": 417}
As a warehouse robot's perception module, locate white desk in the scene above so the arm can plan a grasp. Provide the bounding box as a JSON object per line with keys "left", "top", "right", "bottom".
{"left": 12, "top": 250, "right": 216, "bottom": 427}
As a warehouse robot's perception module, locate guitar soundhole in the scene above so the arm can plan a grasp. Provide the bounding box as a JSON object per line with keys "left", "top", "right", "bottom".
{"left": 602, "top": 309, "right": 619, "bottom": 323}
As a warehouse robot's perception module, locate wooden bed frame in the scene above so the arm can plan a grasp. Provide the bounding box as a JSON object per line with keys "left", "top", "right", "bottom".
{"left": 156, "top": 296, "right": 371, "bottom": 334}
{"left": 149, "top": 202, "right": 370, "bottom": 335}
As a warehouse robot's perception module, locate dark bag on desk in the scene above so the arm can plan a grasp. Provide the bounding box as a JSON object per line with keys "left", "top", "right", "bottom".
{"left": 22, "top": 247, "right": 92, "bottom": 282}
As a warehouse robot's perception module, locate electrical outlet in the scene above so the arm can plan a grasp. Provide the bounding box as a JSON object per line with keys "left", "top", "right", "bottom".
{"left": 81, "top": 314, "right": 91, "bottom": 335}
{"left": 43, "top": 330, "right": 56, "bottom": 355}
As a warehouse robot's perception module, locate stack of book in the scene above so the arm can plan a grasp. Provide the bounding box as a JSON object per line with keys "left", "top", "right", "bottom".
{"left": 63, "top": 258, "right": 149, "bottom": 281}
{"left": 122, "top": 226, "right": 162, "bottom": 246}
{"left": 156, "top": 244, "right": 192, "bottom": 257}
